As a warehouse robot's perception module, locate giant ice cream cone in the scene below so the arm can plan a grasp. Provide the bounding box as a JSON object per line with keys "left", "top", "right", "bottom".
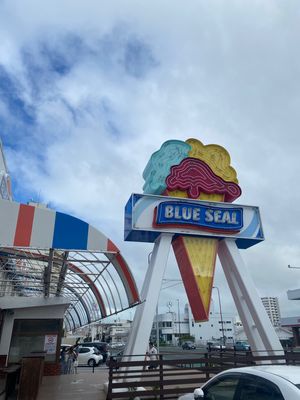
{"left": 143, "top": 139, "right": 241, "bottom": 321}
{"left": 167, "top": 190, "right": 224, "bottom": 321}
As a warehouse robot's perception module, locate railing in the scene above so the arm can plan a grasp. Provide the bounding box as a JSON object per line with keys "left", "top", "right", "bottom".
{"left": 77, "top": 363, "right": 97, "bottom": 373}
{"left": 106, "top": 349, "right": 300, "bottom": 399}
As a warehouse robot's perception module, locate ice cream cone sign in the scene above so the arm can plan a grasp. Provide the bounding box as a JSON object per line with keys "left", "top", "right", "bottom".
{"left": 125, "top": 139, "right": 264, "bottom": 322}
{"left": 143, "top": 139, "right": 241, "bottom": 321}
{"left": 124, "top": 140, "right": 284, "bottom": 357}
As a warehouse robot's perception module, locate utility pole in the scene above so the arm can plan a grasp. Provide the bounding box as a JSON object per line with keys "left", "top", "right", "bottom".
{"left": 177, "top": 299, "right": 181, "bottom": 345}
{"left": 156, "top": 303, "right": 159, "bottom": 352}
{"left": 213, "top": 286, "right": 225, "bottom": 346}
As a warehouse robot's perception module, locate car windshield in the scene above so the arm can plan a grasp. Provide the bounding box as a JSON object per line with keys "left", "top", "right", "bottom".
{"left": 296, "top": 384, "right": 300, "bottom": 389}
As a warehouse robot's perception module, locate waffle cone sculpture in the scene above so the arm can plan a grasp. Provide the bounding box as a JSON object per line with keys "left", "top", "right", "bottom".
{"left": 143, "top": 139, "right": 241, "bottom": 321}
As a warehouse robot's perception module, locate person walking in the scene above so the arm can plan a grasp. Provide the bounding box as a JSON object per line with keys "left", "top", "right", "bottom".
{"left": 65, "top": 339, "right": 80, "bottom": 374}
{"left": 147, "top": 342, "right": 158, "bottom": 370}
{"left": 73, "top": 351, "right": 79, "bottom": 374}
{"left": 66, "top": 347, "right": 76, "bottom": 374}
{"left": 60, "top": 346, "right": 68, "bottom": 374}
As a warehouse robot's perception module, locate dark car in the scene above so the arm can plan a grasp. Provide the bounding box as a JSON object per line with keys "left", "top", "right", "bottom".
{"left": 106, "top": 350, "right": 123, "bottom": 368}
{"left": 182, "top": 341, "right": 196, "bottom": 350}
{"left": 81, "top": 341, "right": 110, "bottom": 362}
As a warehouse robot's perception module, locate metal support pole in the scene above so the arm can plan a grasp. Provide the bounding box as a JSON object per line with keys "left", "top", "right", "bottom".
{"left": 177, "top": 299, "right": 181, "bottom": 345}
{"left": 218, "top": 239, "right": 283, "bottom": 358}
{"left": 213, "top": 286, "right": 225, "bottom": 346}
{"left": 123, "top": 233, "right": 173, "bottom": 360}
{"left": 156, "top": 303, "right": 160, "bottom": 353}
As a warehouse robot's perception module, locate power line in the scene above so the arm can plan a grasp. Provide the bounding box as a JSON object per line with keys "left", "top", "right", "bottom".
{"left": 161, "top": 282, "right": 183, "bottom": 290}
{"left": 288, "top": 265, "right": 300, "bottom": 269}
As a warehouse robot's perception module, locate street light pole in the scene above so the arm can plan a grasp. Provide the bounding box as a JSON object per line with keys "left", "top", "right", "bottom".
{"left": 156, "top": 303, "right": 160, "bottom": 353}
{"left": 177, "top": 299, "right": 181, "bottom": 345}
{"left": 213, "top": 286, "right": 225, "bottom": 346}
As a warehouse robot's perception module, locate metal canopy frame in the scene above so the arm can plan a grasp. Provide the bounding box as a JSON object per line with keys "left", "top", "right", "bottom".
{"left": 0, "top": 246, "right": 140, "bottom": 332}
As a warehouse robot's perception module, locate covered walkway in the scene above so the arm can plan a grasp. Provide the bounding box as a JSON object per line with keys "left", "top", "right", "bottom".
{"left": 0, "top": 140, "right": 141, "bottom": 397}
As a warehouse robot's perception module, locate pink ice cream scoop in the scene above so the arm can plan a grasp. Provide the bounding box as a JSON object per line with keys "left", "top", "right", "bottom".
{"left": 165, "top": 158, "right": 241, "bottom": 202}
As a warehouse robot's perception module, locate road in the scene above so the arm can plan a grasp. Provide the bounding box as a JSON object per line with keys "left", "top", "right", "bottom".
{"left": 157, "top": 345, "right": 208, "bottom": 360}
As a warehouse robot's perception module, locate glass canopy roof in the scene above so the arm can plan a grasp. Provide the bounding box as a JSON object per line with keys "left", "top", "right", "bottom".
{"left": 0, "top": 246, "right": 140, "bottom": 332}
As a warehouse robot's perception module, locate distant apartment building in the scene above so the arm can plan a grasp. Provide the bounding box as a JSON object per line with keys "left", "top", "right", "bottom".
{"left": 151, "top": 308, "right": 190, "bottom": 345}
{"left": 151, "top": 301, "right": 236, "bottom": 345}
{"left": 261, "top": 297, "right": 281, "bottom": 326}
{"left": 187, "top": 302, "right": 236, "bottom": 345}
{"left": 281, "top": 289, "right": 300, "bottom": 347}
{"left": 72, "top": 319, "right": 132, "bottom": 345}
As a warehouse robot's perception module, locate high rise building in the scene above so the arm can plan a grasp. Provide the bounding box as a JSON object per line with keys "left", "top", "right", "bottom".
{"left": 261, "top": 297, "right": 281, "bottom": 326}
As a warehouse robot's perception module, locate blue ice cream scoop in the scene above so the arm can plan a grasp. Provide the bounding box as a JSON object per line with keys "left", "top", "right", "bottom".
{"left": 143, "top": 139, "right": 191, "bottom": 195}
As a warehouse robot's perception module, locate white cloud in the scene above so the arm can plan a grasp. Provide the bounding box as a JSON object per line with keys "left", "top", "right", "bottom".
{"left": 1, "top": 0, "right": 300, "bottom": 326}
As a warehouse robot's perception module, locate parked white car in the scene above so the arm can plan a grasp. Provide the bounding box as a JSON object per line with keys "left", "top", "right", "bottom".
{"left": 77, "top": 346, "right": 103, "bottom": 367}
{"left": 178, "top": 365, "right": 300, "bottom": 399}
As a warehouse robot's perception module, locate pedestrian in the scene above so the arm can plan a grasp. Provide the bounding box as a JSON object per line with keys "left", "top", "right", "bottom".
{"left": 147, "top": 342, "right": 158, "bottom": 370}
{"left": 73, "top": 351, "right": 79, "bottom": 374}
{"left": 65, "top": 347, "right": 75, "bottom": 374}
{"left": 60, "top": 346, "right": 68, "bottom": 374}
{"left": 66, "top": 339, "right": 80, "bottom": 374}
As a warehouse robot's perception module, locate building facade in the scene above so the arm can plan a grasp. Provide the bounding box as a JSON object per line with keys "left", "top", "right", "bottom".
{"left": 151, "top": 301, "right": 236, "bottom": 346}
{"left": 187, "top": 302, "right": 236, "bottom": 345}
{"left": 261, "top": 297, "right": 281, "bottom": 326}
{"left": 151, "top": 309, "right": 190, "bottom": 345}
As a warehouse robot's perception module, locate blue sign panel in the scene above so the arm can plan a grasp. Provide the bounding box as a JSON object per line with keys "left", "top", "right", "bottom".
{"left": 155, "top": 201, "right": 243, "bottom": 232}
{"left": 124, "top": 194, "right": 264, "bottom": 249}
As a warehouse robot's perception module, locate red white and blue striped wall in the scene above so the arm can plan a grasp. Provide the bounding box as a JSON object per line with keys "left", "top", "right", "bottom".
{"left": 0, "top": 198, "right": 140, "bottom": 307}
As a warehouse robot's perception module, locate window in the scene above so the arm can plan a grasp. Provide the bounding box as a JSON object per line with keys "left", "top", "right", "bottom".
{"left": 204, "top": 375, "right": 240, "bottom": 399}
{"left": 239, "top": 374, "right": 284, "bottom": 399}
{"left": 9, "top": 319, "right": 62, "bottom": 363}
{"left": 79, "top": 347, "right": 91, "bottom": 354}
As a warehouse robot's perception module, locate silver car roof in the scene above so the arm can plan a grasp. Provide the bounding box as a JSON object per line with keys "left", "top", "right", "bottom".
{"left": 223, "top": 365, "right": 300, "bottom": 385}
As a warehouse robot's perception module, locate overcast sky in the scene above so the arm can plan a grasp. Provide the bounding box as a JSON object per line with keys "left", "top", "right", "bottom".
{"left": 1, "top": 0, "right": 300, "bottom": 321}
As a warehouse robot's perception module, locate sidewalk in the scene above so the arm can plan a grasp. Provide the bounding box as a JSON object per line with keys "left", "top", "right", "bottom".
{"left": 37, "top": 369, "right": 109, "bottom": 400}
